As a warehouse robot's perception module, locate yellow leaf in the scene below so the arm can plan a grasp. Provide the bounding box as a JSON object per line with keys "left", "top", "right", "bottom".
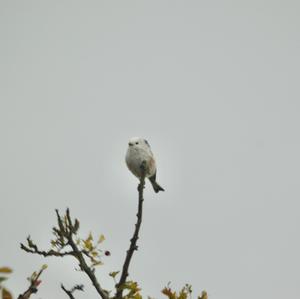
{"left": 91, "top": 251, "right": 98, "bottom": 257}
{"left": 133, "top": 293, "right": 142, "bottom": 299}
{"left": 98, "top": 234, "right": 105, "bottom": 243}
{"left": 87, "top": 232, "right": 93, "bottom": 241}
{"left": 0, "top": 267, "right": 12, "bottom": 274}
{"left": 41, "top": 264, "right": 48, "bottom": 270}
{"left": 92, "top": 261, "right": 103, "bottom": 267}
{"left": 83, "top": 233, "right": 94, "bottom": 251}
{"left": 200, "top": 291, "right": 208, "bottom": 299}
{"left": 84, "top": 240, "right": 93, "bottom": 251}
{"left": 3, "top": 288, "right": 13, "bottom": 299}
{"left": 162, "top": 287, "right": 176, "bottom": 299}
{"left": 109, "top": 271, "right": 119, "bottom": 278}
{"left": 178, "top": 289, "right": 188, "bottom": 299}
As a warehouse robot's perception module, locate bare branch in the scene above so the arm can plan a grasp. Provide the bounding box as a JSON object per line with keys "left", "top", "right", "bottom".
{"left": 61, "top": 284, "right": 84, "bottom": 299}
{"left": 116, "top": 161, "right": 147, "bottom": 299}
{"left": 20, "top": 237, "right": 74, "bottom": 257}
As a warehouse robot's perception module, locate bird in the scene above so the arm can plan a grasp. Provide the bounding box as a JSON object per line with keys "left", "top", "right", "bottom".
{"left": 126, "top": 137, "right": 164, "bottom": 193}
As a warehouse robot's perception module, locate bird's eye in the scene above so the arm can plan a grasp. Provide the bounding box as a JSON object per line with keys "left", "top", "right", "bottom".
{"left": 135, "top": 142, "right": 139, "bottom": 145}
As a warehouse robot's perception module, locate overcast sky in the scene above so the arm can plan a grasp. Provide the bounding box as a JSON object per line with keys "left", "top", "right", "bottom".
{"left": 1, "top": 1, "right": 300, "bottom": 299}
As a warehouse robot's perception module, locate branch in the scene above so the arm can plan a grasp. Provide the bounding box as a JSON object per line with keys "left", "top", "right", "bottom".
{"left": 20, "top": 237, "right": 74, "bottom": 257}
{"left": 56, "top": 209, "right": 109, "bottom": 299}
{"left": 20, "top": 209, "right": 109, "bottom": 299}
{"left": 18, "top": 265, "right": 47, "bottom": 299}
{"left": 61, "top": 284, "right": 84, "bottom": 299}
{"left": 116, "top": 161, "right": 147, "bottom": 299}
{"left": 68, "top": 233, "right": 109, "bottom": 299}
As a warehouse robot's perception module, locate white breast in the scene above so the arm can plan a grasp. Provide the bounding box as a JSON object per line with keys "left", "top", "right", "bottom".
{"left": 126, "top": 147, "right": 156, "bottom": 178}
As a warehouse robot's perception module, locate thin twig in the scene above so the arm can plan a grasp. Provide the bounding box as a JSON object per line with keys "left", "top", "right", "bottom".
{"left": 20, "top": 238, "right": 74, "bottom": 257}
{"left": 116, "top": 161, "right": 146, "bottom": 299}
{"left": 61, "top": 284, "right": 84, "bottom": 299}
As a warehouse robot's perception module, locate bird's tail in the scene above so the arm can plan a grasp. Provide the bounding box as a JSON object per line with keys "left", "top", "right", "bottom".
{"left": 149, "top": 175, "right": 165, "bottom": 193}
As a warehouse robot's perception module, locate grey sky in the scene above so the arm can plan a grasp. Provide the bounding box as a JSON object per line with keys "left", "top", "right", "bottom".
{"left": 1, "top": 1, "right": 300, "bottom": 299}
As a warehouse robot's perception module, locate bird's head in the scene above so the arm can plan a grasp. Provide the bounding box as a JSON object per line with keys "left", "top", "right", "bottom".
{"left": 128, "top": 137, "right": 150, "bottom": 150}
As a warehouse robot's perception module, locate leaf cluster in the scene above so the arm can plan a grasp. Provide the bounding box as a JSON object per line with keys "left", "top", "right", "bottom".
{"left": 119, "top": 280, "right": 142, "bottom": 299}
{"left": 162, "top": 284, "right": 207, "bottom": 299}
{"left": 74, "top": 232, "right": 106, "bottom": 269}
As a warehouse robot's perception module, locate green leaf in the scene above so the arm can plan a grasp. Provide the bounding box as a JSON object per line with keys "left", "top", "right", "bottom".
{"left": 109, "top": 271, "right": 120, "bottom": 278}
{"left": 0, "top": 277, "right": 8, "bottom": 283}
